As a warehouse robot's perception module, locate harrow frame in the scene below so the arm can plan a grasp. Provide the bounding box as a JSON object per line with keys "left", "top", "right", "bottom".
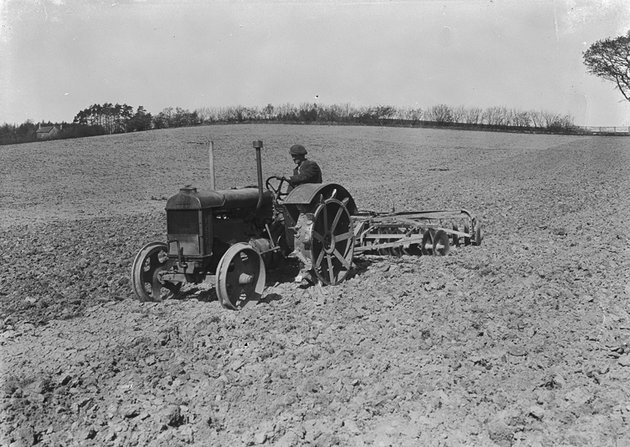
{"left": 352, "top": 209, "right": 482, "bottom": 256}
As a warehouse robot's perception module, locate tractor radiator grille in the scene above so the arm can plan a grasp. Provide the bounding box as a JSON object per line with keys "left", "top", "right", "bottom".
{"left": 167, "top": 210, "right": 199, "bottom": 234}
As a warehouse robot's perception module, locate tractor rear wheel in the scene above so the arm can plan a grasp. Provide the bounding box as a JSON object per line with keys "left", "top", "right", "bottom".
{"left": 131, "top": 242, "right": 181, "bottom": 302}
{"left": 310, "top": 198, "right": 354, "bottom": 285}
{"left": 216, "top": 243, "right": 266, "bottom": 310}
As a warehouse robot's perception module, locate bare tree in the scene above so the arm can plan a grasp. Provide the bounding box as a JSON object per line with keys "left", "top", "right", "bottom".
{"left": 463, "top": 107, "right": 483, "bottom": 125}
{"left": 451, "top": 106, "right": 467, "bottom": 124}
{"left": 512, "top": 110, "right": 531, "bottom": 127}
{"left": 424, "top": 104, "right": 454, "bottom": 123}
{"left": 482, "top": 106, "right": 506, "bottom": 125}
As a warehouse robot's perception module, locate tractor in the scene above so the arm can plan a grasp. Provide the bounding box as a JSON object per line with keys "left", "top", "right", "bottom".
{"left": 131, "top": 140, "right": 482, "bottom": 309}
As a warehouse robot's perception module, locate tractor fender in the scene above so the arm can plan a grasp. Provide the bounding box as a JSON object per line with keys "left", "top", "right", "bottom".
{"left": 283, "top": 183, "right": 358, "bottom": 214}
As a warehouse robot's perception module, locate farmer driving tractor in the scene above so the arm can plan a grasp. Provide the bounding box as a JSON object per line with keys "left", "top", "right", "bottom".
{"left": 270, "top": 144, "right": 323, "bottom": 288}
{"left": 286, "top": 144, "right": 322, "bottom": 190}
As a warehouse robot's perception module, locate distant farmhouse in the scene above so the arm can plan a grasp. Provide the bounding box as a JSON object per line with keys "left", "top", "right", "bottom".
{"left": 36, "top": 123, "right": 61, "bottom": 140}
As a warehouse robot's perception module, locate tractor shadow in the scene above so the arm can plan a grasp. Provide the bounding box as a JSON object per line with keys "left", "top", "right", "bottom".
{"left": 175, "top": 286, "right": 282, "bottom": 309}
{"left": 174, "top": 284, "right": 217, "bottom": 304}
{"left": 170, "top": 256, "right": 375, "bottom": 308}
{"left": 168, "top": 258, "right": 300, "bottom": 307}
{"left": 265, "top": 258, "right": 301, "bottom": 285}
{"left": 347, "top": 256, "right": 374, "bottom": 279}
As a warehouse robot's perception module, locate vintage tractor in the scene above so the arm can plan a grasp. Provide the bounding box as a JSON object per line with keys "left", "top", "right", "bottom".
{"left": 131, "top": 140, "right": 482, "bottom": 309}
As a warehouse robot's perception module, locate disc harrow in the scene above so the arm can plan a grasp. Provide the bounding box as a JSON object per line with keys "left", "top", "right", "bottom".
{"left": 353, "top": 209, "right": 482, "bottom": 256}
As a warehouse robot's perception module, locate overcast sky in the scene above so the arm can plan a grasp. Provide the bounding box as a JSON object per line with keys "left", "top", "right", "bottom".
{"left": 1, "top": 0, "right": 629, "bottom": 126}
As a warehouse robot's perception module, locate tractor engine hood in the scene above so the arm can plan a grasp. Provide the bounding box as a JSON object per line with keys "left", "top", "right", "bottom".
{"left": 166, "top": 186, "right": 273, "bottom": 210}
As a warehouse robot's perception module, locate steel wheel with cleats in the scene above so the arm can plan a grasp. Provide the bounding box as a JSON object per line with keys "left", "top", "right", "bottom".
{"left": 216, "top": 243, "right": 266, "bottom": 310}
{"left": 310, "top": 198, "right": 355, "bottom": 285}
{"left": 131, "top": 242, "right": 181, "bottom": 302}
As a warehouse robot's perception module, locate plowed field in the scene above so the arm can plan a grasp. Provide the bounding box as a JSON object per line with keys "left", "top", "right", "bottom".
{"left": 1, "top": 124, "right": 629, "bottom": 446}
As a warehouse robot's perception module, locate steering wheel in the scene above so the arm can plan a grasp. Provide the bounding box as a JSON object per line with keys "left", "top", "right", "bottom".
{"left": 265, "top": 175, "right": 290, "bottom": 201}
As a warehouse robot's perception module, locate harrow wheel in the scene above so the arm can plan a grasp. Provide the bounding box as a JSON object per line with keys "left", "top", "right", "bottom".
{"left": 311, "top": 198, "right": 355, "bottom": 285}
{"left": 216, "top": 243, "right": 266, "bottom": 310}
{"left": 131, "top": 242, "right": 181, "bottom": 302}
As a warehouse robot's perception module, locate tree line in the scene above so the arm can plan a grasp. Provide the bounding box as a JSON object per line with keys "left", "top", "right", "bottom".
{"left": 1, "top": 102, "right": 581, "bottom": 146}
{"left": 0, "top": 103, "right": 156, "bottom": 145}
{"left": 80, "top": 102, "right": 576, "bottom": 131}
{"left": 0, "top": 103, "right": 206, "bottom": 145}
{"left": 195, "top": 103, "right": 577, "bottom": 131}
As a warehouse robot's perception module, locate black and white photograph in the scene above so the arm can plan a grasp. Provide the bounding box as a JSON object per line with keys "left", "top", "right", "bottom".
{"left": 1, "top": 0, "right": 629, "bottom": 445}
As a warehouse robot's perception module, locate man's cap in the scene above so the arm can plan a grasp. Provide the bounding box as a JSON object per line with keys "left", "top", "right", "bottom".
{"left": 289, "top": 144, "right": 307, "bottom": 156}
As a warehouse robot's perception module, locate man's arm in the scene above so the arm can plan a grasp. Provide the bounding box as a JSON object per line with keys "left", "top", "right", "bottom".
{"left": 289, "top": 160, "right": 322, "bottom": 185}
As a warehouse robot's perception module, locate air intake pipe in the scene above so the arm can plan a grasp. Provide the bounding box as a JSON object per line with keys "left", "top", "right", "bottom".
{"left": 253, "top": 140, "right": 264, "bottom": 212}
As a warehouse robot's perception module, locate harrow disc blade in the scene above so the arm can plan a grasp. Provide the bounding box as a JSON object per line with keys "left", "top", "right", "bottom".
{"left": 432, "top": 229, "right": 450, "bottom": 256}
{"left": 463, "top": 225, "right": 472, "bottom": 246}
{"left": 421, "top": 229, "right": 435, "bottom": 255}
{"left": 451, "top": 224, "right": 460, "bottom": 247}
{"left": 472, "top": 223, "right": 484, "bottom": 246}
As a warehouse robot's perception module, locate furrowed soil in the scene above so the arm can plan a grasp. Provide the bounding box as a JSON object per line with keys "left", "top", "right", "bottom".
{"left": 1, "top": 124, "right": 629, "bottom": 446}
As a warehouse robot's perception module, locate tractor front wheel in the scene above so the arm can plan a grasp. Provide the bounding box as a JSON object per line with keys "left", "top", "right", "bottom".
{"left": 216, "top": 243, "right": 266, "bottom": 310}
{"left": 131, "top": 242, "right": 181, "bottom": 302}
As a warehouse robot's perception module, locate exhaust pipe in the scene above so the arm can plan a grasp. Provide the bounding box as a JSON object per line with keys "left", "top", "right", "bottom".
{"left": 253, "top": 140, "right": 264, "bottom": 211}
{"left": 208, "top": 140, "right": 216, "bottom": 190}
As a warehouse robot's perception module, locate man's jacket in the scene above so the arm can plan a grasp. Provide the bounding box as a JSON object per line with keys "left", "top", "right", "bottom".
{"left": 289, "top": 159, "right": 322, "bottom": 186}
